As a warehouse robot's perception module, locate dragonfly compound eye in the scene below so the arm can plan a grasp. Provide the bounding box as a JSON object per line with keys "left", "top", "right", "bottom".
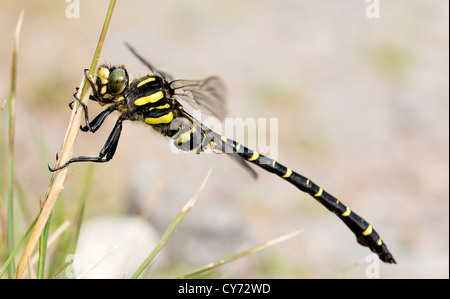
{"left": 108, "top": 68, "right": 127, "bottom": 94}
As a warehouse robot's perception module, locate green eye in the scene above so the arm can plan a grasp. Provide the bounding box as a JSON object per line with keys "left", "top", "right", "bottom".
{"left": 108, "top": 68, "right": 127, "bottom": 94}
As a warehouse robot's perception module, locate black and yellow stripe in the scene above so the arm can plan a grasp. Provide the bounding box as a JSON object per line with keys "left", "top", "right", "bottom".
{"left": 165, "top": 117, "right": 395, "bottom": 263}
{"left": 50, "top": 44, "right": 395, "bottom": 264}
{"left": 197, "top": 130, "right": 395, "bottom": 264}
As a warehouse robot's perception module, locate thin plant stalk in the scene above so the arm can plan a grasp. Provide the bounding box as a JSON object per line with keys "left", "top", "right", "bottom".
{"left": 48, "top": 258, "right": 74, "bottom": 279}
{"left": 30, "top": 220, "right": 71, "bottom": 268}
{"left": 176, "top": 229, "right": 303, "bottom": 279}
{"left": 75, "top": 239, "right": 125, "bottom": 279}
{"left": 131, "top": 168, "right": 212, "bottom": 279}
{"left": 37, "top": 212, "right": 52, "bottom": 279}
{"left": 64, "top": 175, "right": 89, "bottom": 278}
{"left": 0, "top": 215, "right": 38, "bottom": 278}
{"left": 14, "top": 0, "right": 117, "bottom": 278}
{"left": 6, "top": 10, "right": 24, "bottom": 279}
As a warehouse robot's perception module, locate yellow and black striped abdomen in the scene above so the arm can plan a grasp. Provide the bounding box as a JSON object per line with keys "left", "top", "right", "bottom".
{"left": 217, "top": 136, "right": 396, "bottom": 263}
{"left": 127, "top": 75, "right": 396, "bottom": 263}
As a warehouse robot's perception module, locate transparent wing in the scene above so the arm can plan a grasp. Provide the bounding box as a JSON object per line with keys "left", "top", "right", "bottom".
{"left": 171, "top": 76, "right": 227, "bottom": 120}
{"left": 125, "top": 42, "right": 174, "bottom": 81}
{"left": 126, "top": 43, "right": 226, "bottom": 119}
{"left": 126, "top": 43, "right": 253, "bottom": 177}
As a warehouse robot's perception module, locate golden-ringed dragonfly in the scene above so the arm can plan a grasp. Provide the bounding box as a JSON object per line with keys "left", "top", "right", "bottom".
{"left": 49, "top": 44, "right": 396, "bottom": 264}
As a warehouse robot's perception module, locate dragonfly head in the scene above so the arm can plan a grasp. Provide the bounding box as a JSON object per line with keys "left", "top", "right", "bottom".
{"left": 95, "top": 65, "right": 129, "bottom": 98}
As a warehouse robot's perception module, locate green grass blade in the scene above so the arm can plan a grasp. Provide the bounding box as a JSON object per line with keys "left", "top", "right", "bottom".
{"left": 131, "top": 168, "right": 212, "bottom": 279}
{"left": 37, "top": 213, "right": 52, "bottom": 279}
{"left": 0, "top": 215, "right": 38, "bottom": 278}
{"left": 64, "top": 195, "right": 87, "bottom": 279}
{"left": 6, "top": 10, "right": 24, "bottom": 279}
{"left": 176, "top": 229, "right": 303, "bottom": 279}
{"left": 70, "top": 197, "right": 86, "bottom": 256}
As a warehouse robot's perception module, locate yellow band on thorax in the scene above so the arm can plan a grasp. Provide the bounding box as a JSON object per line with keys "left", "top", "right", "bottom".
{"left": 137, "top": 77, "right": 156, "bottom": 87}
{"left": 135, "top": 91, "right": 164, "bottom": 106}
{"left": 145, "top": 112, "right": 174, "bottom": 125}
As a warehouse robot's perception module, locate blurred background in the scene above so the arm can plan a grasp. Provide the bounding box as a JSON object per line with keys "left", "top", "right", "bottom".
{"left": 0, "top": 0, "right": 448, "bottom": 278}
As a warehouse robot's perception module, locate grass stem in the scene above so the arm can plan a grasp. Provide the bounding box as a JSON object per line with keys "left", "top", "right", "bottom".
{"left": 6, "top": 10, "right": 24, "bottom": 279}
{"left": 14, "top": 1, "right": 117, "bottom": 278}
{"left": 131, "top": 168, "right": 212, "bottom": 279}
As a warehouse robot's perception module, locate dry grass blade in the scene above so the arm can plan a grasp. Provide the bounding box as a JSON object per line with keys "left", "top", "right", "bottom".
{"left": 31, "top": 220, "right": 71, "bottom": 266}
{"left": 14, "top": 0, "right": 117, "bottom": 278}
{"left": 6, "top": 9, "right": 24, "bottom": 279}
{"left": 76, "top": 239, "right": 126, "bottom": 279}
{"left": 176, "top": 229, "right": 303, "bottom": 279}
{"left": 48, "top": 258, "right": 74, "bottom": 279}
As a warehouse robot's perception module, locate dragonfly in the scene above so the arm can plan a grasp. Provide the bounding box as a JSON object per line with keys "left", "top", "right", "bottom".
{"left": 50, "top": 44, "right": 396, "bottom": 264}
